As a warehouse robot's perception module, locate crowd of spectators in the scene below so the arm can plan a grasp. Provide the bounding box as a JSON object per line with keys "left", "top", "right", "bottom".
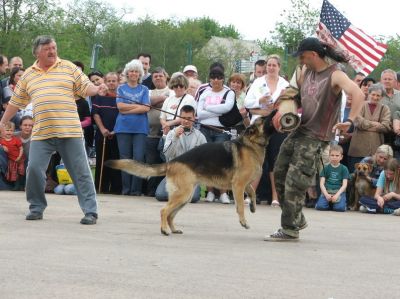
{"left": 1, "top": 49, "right": 400, "bottom": 216}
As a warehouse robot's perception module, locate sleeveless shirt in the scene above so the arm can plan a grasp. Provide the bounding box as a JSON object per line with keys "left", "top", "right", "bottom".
{"left": 299, "top": 64, "right": 342, "bottom": 141}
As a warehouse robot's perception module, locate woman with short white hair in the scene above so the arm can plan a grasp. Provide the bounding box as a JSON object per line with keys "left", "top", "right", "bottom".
{"left": 114, "top": 59, "right": 150, "bottom": 196}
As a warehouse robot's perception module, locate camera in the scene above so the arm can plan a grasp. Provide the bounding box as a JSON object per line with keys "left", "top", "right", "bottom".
{"left": 183, "top": 127, "right": 191, "bottom": 132}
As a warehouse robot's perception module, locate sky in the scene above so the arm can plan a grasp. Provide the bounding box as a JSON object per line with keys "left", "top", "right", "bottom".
{"left": 113, "top": 0, "right": 398, "bottom": 42}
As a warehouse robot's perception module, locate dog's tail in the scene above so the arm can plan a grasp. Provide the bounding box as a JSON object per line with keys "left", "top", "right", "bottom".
{"left": 104, "top": 159, "right": 167, "bottom": 178}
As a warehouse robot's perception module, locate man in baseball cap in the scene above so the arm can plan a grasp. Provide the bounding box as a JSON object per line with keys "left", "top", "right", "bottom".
{"left": 183, "top": 65, "right": 198, "bottom": 79}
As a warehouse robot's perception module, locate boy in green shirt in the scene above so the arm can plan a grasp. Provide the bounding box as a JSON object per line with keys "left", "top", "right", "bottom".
{"left": 316, "top": 144, "right": 349, "bottom": 212}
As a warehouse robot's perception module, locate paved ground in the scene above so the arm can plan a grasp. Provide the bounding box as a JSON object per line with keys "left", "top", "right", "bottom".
{"left": 0, "top": 191, "right": 399, "bottom": 299}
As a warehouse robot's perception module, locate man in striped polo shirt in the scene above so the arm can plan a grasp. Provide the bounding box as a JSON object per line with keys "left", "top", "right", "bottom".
{"left": 0, "top": 36, "right": 108, "bottom": 225}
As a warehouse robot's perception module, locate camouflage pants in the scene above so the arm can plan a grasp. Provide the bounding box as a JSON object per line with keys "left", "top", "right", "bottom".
{"left": 274, "top": 131, "right": 328, "bottom": 237}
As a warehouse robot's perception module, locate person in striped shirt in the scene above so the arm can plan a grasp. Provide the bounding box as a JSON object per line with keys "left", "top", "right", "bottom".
{"left": 0, "top": 35, "right": 108, "bottom": 225}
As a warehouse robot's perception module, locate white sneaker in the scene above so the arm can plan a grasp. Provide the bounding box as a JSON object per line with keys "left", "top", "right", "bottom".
{"left": 393, "top": 208, "right": 400, "bottom": 216}
{"left": 220, "top": 193, "right": 231, "bottom": 204}
{"left": 244, "top": 197, "right": 251, "bottom": 205}
{"left": 205, "top": 192, "right": 215, "bottom": 202}
{"left": 359, "top": 205, "right": 367, "bottom": 213}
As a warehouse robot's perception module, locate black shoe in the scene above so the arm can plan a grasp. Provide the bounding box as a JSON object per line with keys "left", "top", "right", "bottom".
{"left": 80, "top": 213, "right": 97, "bottom": 225}
{"left": 26, "top": 212, "right": 43, "bottom": 220}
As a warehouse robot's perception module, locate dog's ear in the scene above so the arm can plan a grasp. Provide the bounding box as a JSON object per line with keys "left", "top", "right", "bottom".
{"left": 354, "top": 163, "right": 360, "bottom": 170}
{"left": 244, "top": 123, "right": 258, "bottom": 136}
{"left": 367, "top": 163, "right": 373, "bottom": 172}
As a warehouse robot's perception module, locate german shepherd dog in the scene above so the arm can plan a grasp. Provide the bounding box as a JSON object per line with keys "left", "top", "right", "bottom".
{"left": 351, "top": 162, "right": 376, "bottom": 210}
{"left": 105, "top": 111, "right": 276, "bottom": 235}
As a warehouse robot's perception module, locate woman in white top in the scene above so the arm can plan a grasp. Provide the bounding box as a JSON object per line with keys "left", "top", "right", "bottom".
{"left": 197, "top": 65, "right": 236, "bottom": 204}
{"left": 160, "top": 72, "right": 196, "bottom": 136}
{"left": 245, "top": 55, "right": 289, "bottom": 207}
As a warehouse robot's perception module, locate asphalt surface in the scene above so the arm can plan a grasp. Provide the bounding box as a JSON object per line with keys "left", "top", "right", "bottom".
{"left": 0, "top": 191, "right": 399, "bottom": 299}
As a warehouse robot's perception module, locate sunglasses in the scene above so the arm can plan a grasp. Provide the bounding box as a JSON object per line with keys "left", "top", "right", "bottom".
{"left": 209, "top": 75, "right": 224, "bottom": 80}
{"left": 172, "top": 84, "right": 185, "bottom": 89}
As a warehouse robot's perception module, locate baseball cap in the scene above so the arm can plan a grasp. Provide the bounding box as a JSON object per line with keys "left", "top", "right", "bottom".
{"left": 292, "top": 37, "right": 325, "bottom": 57}
{"left": 183, "top": 65, "right": 198, "bottom": 74}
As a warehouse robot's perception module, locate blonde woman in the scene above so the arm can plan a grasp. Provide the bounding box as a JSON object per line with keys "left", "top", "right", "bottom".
{"left": 244, "top": 54, "right": 289, "bottom": 206}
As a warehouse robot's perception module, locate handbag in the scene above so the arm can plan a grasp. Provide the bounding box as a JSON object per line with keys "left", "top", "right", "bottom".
{"left": 218, "top": 90, "right": 242, "bottom": 127}
{"left": 56, "top": 164, "right": 73, "bottom": 184}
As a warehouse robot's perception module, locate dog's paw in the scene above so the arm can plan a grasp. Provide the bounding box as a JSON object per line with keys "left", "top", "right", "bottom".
{"left": 161, "top": 228, "right": 169, "bottom": 236}
{"left": 240, "top": 221, "right": 250, "bottom": 229}
{"left": 172, "top": 229, "right": 183, "bottom": 234}
{"left": 250, "top": 202, "right": 256, "bottom": 213}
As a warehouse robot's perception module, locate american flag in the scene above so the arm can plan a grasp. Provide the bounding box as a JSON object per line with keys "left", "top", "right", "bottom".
{"left": 317, "top": 0, "right": 387, "bottom": 75}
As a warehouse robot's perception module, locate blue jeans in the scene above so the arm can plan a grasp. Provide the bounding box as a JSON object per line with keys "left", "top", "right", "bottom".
{"left": 359, "top": 196, "right": 400, "bottom": 213}
{"left": 54, "top": 184, "right": 77, "bottom": 195}
{"left": 145, "top": 137, "right": 164, "bottom": 195}
{"left": 315, "top": 192, "right": 346, "bottom": 212}
{"left": 116, "top": 133, "right": 147, "bottom": 195}
{"left": 155, "top": 177, "right": 200, "bottom": 203}
{"left": 200, "top": 126, "right": 230, "bottom": 143}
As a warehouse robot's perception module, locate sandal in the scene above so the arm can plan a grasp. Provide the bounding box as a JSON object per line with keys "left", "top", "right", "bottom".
{"left": 271, "top": 200, "right": 280, "bottom": 207}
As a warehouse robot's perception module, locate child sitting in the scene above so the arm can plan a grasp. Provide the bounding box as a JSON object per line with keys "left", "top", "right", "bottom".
{"left": 315, "top": 144, "right": 349, "bottom": 212}
{"left": 54, "top": 163, "right": 77, "bottom": 195}
{"left": 0, "top": 121, "right": 25, "bottom": 189}
{"left": 359, "top": 158, "right": 400, "bottom": 214}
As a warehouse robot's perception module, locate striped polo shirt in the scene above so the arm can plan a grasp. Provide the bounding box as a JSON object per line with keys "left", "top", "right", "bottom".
{"left": 9, "top": 58, "right": 91, "bottom": 141}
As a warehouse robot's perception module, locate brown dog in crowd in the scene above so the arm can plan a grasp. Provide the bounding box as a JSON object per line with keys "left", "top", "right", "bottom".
{"left": 351, "top": 162, "right": 376, "bottom": 210}
{"left": 105, "top": 112, "right": 276, "bottom": 236}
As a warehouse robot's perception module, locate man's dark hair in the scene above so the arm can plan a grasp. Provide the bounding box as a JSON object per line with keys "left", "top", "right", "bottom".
{"left": 136, "top": 53, "right": 152, "bottom": 62}
{"left": 180, "top": 105, "right": 195, "bottom": 115}
{"left": 72, "top": 61, "right": 85, "bottom": 71}
{"left": 359, "top": 77, "right": 376, "bottom": 88}
{"left": 0, "top": 54, "right": 6, "bottom": 66}
{"left": 254, "top": 59, "right": 266, "bottom": 68}
{"left": 88, "top": 70, "right": 104, "bottom": 79}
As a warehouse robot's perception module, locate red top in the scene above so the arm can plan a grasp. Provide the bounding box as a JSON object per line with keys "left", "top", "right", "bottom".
{"left": 0, "top": 136, "right": 23, "bottom": 161}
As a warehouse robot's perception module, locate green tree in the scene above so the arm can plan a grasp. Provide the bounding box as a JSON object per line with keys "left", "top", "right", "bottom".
{"left": 370, "top": 35, "right": 400, "bottom": 79}
{"left": 264, "top": 0, "right": 319, "bottom": 76}
{"left": 0, "top": 0, "right": 60, "bottom": 63}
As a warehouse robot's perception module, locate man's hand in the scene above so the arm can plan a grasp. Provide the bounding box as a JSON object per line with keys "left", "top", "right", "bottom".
{"left": 175, "top": 126, "right": 184, "bottom": 138}
{"left": 2, "top": 145, "right": 8, "bottom": 153}
{"left": 101, "top": 128, "right": 112, "bottom": 138}
{"left": 97, "top": 83, "right": 109, "bottom": 96}
{"left": 332, "top": 120, "right": 352, "bottom": 134}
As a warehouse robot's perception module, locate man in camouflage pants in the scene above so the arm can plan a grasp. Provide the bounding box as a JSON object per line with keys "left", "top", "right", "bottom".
{"left": 264, "top": 37, "right": 364, "bottom": 241}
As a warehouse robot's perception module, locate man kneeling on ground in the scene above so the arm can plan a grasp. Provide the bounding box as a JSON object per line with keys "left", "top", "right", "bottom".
{"left": 155, "top": 105, "right": 206, "bottom": 202}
